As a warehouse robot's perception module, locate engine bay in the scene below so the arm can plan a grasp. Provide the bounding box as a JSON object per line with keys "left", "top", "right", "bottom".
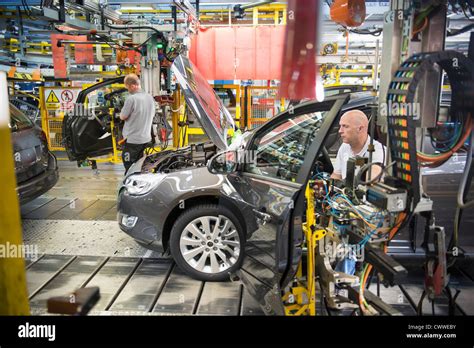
{"left": 141, "top": 142, "right": 218, "bottom": 174}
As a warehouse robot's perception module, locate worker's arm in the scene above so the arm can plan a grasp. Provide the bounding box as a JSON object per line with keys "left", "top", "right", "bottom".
{"left": 369, "top": 143, "right": 386, "bottom": 181}
{"left": 330, "top": 146, "right": 343, "bottom": 180}
{"left": 370, "top": 165, "right": 382, "bottom": 180}
{"left": 120, "top": 97, "right": 133, "bottom": 120}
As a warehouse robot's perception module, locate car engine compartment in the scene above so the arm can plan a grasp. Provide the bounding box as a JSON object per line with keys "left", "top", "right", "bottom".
{"left": 141, "top": 142, "right": 218, "bottom": 174}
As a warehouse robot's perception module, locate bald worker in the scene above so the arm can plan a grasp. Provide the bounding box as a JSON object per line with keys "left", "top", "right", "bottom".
{"left": 331, "top": 110, "right": 385, "bottom": 181}
{"left": 120, "top": 73, "right": 156, "bottom": 172}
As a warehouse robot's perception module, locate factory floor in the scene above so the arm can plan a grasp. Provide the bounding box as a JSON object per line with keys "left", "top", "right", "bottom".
{"left": 19, "top": 157, "right": 474, "bottom": 316}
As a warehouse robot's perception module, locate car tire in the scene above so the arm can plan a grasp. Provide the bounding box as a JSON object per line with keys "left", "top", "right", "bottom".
{"left": 169, "top": 204, "right": 245, "bottom": 281}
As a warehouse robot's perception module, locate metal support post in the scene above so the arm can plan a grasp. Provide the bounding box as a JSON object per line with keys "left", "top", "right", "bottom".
{"left": 0, "top": 71, "right": 30, "bottom": 315}
{"left": 235, "top": 86, "right": 241, "bottom": 128}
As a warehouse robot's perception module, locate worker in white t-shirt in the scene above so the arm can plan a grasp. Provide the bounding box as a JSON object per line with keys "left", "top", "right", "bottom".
{"left": 331, "top": 110, "right": 385, "bottom": 181}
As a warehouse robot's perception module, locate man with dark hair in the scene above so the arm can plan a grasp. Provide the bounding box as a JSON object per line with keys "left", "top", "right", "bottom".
{"left": 120, "top": 73, "right": 155, "bottom": 172}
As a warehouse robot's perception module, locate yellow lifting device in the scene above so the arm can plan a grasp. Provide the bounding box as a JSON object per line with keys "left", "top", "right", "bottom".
{"left": 282, "top": 181, "right": 326, "bottom": 316}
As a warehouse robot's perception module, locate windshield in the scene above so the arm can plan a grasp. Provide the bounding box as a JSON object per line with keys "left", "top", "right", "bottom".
{"left": 9, "top": 104, "right": 34, "bottom": 131}
{"left": 246, "top": 110, "right": 328, "bottom": 182}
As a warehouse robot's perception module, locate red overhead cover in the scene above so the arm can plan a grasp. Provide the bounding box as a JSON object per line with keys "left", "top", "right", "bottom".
{"left": 74, "top": 36, "right": 94, "bottom": 64}
{"left": 51, "top": 34, "right": 93, "bottom": 78}
{"left": 279, "top": 0, "right": 319, "bottom": 99}
{"left": 190, "top": 26, "right": 285, "bottom": 80}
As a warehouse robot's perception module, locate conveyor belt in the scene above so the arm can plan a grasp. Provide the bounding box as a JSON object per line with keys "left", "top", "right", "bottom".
{"left": 25, "top": 254, "right": 474, "bottom": 316}
{"left": 26, "top": 255, "right": 264, "bottom": 316}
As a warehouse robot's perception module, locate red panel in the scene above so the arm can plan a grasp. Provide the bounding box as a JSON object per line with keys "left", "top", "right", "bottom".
{"left": 74, "top": 36, "right": 94, "bottom": 64}
{"left": 189, "top": 26, "right": 286, "bottom": 81}
{"left": 214, "top": 27, "right": 235, "bottom": 80}
{"left": 235, "top": 27, "right": 255, "bottom": 79}
{"left": 255, "top": 27, "right": 270, "bottom": 80}
{"left": 51, "top": 34, "right": 68, "bottom": 79}
{"left": 279, "top": 0, "right": 318, "bottom": 99}
{"left": 127, "top": 50, "right": 141, "bottom": 65}
{"left": 196, "top": 28, "right": 217, "bottom": 80}
{"left": 270, "top": 26, "right": 285, "bottom": 80}
{"left": 52, "top": 34, "right": 96, "bottom": 77}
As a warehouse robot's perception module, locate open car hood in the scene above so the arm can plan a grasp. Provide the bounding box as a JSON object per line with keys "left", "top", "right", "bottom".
{"left": 172, "top": 55, "right": 235, "bottom": 150}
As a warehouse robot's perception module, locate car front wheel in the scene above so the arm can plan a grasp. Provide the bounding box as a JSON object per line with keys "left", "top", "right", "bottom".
{"left": 169, "top": 204, "right": 245, "bottom": 281}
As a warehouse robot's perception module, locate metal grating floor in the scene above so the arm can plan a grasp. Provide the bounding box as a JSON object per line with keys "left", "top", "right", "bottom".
{"left": 24, "top": 253, "right": 474, "bottom": 316}
{"left": 25, "top": 255, "right": 265, "bottom": 316}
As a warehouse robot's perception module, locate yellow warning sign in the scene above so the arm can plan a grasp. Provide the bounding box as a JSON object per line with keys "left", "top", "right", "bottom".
{"left": 46, "top": 103, "right": 59, "bottom": 110}
{"left": 46, "top": 90, "right": 59, "bottom": 103}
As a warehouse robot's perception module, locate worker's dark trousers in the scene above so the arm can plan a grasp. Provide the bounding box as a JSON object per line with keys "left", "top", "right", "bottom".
{"left": 122, "top": 142, "right": 148, "bottom": 172}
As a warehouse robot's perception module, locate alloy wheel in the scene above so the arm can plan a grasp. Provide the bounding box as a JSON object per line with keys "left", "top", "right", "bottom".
{"left": 179, "top": 215, "right": 241, "bottom": 274}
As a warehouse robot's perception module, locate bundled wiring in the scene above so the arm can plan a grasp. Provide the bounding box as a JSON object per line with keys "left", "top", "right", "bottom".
{"left": 429, "top": 119, "right": 464, "bottom": 151}
{"left": 359, "top": 263, "right": 378, "bottom": 315}
{"left": 359, "top": 263, "right": 371, "bottom": 313}
{"left": 412, "top": 16, "right": 428, "bottom": 38}
{"left": 417, "top": 115, "right": 472, "bottom": 166}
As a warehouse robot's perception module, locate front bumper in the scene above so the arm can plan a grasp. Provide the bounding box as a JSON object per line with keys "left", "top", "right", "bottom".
{"left": 117, "top": 189, "right": 166, "bottom": 252}
{"left": 17, "top": 152, "right": 59, "bottom": 205}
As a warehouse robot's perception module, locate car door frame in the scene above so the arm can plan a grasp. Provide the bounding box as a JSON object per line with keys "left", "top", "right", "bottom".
{"left": 63, "top": 77, "right": 124, "bottom": 161}
{"left": 232, "top": 94, "right": 349, "bottom": 312}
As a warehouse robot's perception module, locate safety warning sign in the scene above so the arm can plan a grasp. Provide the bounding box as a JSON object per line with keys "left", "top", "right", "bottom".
{"left": 46, "top": 90, "right": 59, "bottom": 103}
{"left": 43, "top": 87, "right": 81, "bottom": 113}
{"left": 61, "top": 90, "right": 73, "bottom": 102}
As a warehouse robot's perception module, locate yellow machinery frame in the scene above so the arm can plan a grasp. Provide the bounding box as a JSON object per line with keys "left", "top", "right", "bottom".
{"left": 245, "top": 86, "right": 285, "bottom": 130}
{"left": 282, "top": 182, "right": 326, "bottom": 316}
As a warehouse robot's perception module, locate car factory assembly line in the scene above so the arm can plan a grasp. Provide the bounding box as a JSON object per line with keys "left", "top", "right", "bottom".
{"left": 1, "top": 0, "right": 474, "bottom": 329}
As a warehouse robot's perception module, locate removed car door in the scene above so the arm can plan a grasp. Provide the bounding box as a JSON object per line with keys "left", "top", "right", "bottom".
{"left": 62, "top": 77, "right": 124, "bottom": 161}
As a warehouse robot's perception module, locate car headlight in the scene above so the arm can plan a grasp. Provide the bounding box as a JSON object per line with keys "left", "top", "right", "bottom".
{"left": 124, "top": 173, "right": 166, "bottom": 196}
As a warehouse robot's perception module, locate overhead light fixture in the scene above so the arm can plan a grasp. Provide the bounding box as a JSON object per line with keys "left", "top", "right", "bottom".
{"left": 120, "top": 6, "right": 154, "bottom": 11}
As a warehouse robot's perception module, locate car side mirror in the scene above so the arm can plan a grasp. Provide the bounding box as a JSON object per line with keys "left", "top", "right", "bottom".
{"left": 207, "top": 150, "right": 238, "bottom": 174}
